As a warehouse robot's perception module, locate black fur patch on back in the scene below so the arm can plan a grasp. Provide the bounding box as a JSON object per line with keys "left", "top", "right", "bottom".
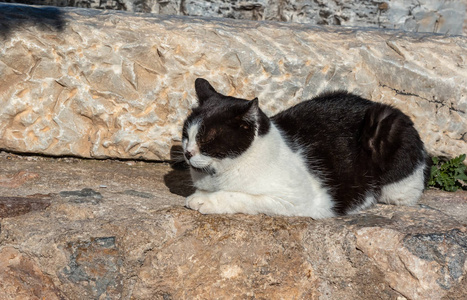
{"left": 272, "top": 91, "right": 427, "bottom": 215}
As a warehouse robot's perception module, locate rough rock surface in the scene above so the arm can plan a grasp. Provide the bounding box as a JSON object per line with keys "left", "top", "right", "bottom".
{"left": 0, "top": 152, "right": 466, "bottom": 299}
{"left": 0, "top": 4, "right": 466, "bottom": 161}
{"left": 4, "top": 0, "right": 466, "bottom": 35}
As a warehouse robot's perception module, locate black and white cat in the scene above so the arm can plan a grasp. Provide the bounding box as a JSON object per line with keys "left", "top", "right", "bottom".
{"left": 181, "top": 78, "right": 430, "bottom": 219}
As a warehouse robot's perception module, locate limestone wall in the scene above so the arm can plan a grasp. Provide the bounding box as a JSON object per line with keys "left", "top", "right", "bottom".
{"left": 4, "top": 0, "right": 466, "bottom": 35}
{"left": 0, "top": 3, "right": 466, "bottom": 160}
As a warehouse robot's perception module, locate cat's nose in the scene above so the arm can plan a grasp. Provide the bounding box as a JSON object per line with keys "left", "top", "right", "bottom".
{"left": 185, "top": 151, "right": 193, "bottom": 160}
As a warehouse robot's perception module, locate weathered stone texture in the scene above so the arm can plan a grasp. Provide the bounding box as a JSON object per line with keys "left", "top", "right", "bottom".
{"left": 4, "top": 0, "right": 466, "bottom": 35}
{"left": 0, "top": 153, "right": 466, "bottom": 299}
{"left": 0, "top": 4, "right": 466, "bottom": 160}
{"left": 0, "top": 247, "right": 65, "bottom": 300}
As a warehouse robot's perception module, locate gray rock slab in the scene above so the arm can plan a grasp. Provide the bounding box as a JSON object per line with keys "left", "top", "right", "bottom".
{"left": 0, "top": 152, "right": 466, "bottom": 299}
{"left": 0, "top": 4, "right": 466, "bottom": 161}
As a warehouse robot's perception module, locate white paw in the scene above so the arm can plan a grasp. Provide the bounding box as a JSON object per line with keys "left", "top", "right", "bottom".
{"left": 185, "top": 192, "right": 223, "bottom": 214}
{"left": 185, "top": 193, "right": 206, "bottom": 211}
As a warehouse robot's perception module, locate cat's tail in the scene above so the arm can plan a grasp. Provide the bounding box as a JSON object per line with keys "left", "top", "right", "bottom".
{"left": 361, "top": 103, "right": 431, "bottom": 207}
{"left": 360, "top": 103, "right": 415, "bottom": 163}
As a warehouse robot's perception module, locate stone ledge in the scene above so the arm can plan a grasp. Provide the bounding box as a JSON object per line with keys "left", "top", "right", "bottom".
{"left": 0, "top": 4, "right": 466, "bottom": 160}
{"left": 0, "top": 153, "right": 466, "bottom": 299}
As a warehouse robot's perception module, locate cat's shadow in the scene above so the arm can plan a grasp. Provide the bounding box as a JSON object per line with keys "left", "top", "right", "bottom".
{"left": 163, "top": 145, "right": 196, "bottom": 198}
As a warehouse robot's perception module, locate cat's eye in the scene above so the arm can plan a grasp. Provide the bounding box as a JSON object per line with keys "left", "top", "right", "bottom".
{"left": 240, "top": 123, "right": 250, "bottom": 130}
{"left": 182, "top": 127, "right": 188, "bottom": 139}
{"left": 200, "top": 128, "right": 217, "bottom": 143}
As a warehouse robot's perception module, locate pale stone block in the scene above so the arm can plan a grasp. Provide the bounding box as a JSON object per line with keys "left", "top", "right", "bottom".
{"left": 0, "top": 4, "right": 465, "bottom": 160}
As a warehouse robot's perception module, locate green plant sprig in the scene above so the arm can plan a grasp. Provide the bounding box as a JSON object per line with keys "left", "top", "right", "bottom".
{"left": 429, "top": 154, "right": 467, "bottom": 192}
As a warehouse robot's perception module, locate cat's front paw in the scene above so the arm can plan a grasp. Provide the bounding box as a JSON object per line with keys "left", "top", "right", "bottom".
{"left": 185, "top": 192, "right": 207, "bottom": 211}
{"left": 185, "top": 192, "right": 224, "bottom": 214}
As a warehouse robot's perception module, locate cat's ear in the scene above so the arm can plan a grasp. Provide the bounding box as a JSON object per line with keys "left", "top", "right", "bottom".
{"left": 195, "top": 78, "right": 217, "bottom": 105}
{"left": 242, "top": 98, "right": 259, "bottom": 123}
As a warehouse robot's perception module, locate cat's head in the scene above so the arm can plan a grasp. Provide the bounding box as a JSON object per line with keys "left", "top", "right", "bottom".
{"left": 182, "top": 78, "right": 270, "bottom": 172}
